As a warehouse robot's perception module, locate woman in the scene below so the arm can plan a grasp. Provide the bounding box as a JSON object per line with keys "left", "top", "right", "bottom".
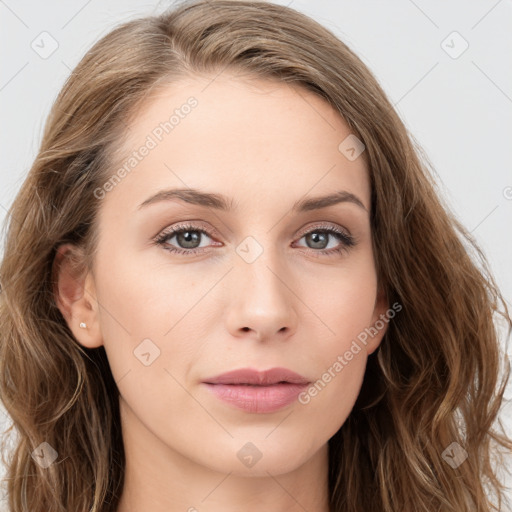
{"left": 0, "top": 1, "right": 510, "bottom": 511}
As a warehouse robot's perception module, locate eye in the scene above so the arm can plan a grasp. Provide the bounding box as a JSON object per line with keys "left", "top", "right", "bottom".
{"left": 153, "top": 222, "right": 356, "bottom": 257}
{"left": 153, "top": 222, "right": 219, "bottom": 256}
{"left": 293, "top": 223, "right": 356, "bottom": 257}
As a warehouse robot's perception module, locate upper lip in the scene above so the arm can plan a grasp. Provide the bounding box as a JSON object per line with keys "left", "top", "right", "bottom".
{"left": 203, "top": 367, "right": 310, "bottom": 386}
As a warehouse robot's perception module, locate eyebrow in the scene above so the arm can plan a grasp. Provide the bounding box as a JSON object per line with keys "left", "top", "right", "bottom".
{"left": 137, "top": 188, "right": 368, "bottom": 213}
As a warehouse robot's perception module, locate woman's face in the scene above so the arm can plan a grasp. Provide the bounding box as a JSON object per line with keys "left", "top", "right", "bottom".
{"left": 60, "top": 73, "right": 388, "bottom": 478}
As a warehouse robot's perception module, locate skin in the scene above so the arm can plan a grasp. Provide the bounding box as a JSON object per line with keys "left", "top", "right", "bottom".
{"left": 54, "top": 72, "right": 389, "bottom": 512}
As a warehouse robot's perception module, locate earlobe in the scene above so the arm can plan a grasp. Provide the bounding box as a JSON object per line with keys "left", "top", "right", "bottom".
{"left": 52, "top": 243, "right": 103, "bottom": 348}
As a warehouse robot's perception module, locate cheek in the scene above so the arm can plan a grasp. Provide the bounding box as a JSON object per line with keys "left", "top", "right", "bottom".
{"left": 297, "top": 296, "right": 371, "bottom": 431}
{"left": 305, "top": 257, "right": 378, "bottom": 342}
{"left": 93, "top": 243, "right": 212, "bottom": 387}
{"left": 296, "top": 334, "right": 368, "bottom": 444}
{"left": 295, "top": 262, "right": 377, "bottom": 421}
{"left": 91, "top": 247, "right": 166, "bottom": 382}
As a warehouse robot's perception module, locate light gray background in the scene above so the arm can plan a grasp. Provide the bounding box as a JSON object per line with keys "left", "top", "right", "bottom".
{"left": 1, "top": 0, "right": 511, "bottom": 508}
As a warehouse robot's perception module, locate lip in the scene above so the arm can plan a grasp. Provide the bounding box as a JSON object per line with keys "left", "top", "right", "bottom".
{"left": 203, "top": 367, "right": 310, "bottom": 386}
{"left": 202, "top": 367, "right": 310, "bottom": 413}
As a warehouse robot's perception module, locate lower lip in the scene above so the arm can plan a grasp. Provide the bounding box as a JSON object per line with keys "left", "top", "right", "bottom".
{"left": 202, "top": 383, "right": 309, "bottom": 413}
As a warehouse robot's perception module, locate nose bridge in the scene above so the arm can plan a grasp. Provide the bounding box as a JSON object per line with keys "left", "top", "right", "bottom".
{"left": 236, "top": 232, "right": 289, "bottom": 303}
{"left": 225, "top": 231, "right": 298, "bottom": 338}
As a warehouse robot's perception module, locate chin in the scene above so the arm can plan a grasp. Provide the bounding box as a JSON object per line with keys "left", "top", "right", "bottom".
{"left": 198, "top": 435, "right": 322, "bottom": 477}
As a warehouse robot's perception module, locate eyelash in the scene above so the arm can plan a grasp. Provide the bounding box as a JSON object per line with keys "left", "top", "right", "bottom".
{"left": 153, "top": 222, "right": 356, "bottom": 258}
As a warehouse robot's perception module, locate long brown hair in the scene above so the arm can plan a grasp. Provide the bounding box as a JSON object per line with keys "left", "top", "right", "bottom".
{"left": 1, "top": 1, "right": 510, "bottom": 510}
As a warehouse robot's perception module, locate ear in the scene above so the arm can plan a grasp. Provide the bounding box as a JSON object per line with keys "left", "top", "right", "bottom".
{"left": 366, "top": 284, "right": 389, "bottom": 355}
{"left": 52, "top": 243, "right": 103, "bottom": 348}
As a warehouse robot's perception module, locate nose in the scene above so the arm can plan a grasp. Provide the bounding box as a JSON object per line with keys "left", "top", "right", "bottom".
{"left": 224, "top": 248, "right": 299, "bottom": 342}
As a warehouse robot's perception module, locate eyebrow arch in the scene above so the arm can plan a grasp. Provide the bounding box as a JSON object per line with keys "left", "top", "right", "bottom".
{"left": 137, "top": 188, "right": 368, "bottom": 213}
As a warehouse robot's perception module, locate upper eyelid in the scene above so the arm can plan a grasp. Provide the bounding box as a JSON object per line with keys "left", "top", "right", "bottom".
{"left": 159, "top": 220, "right": 351, "bottom": 239}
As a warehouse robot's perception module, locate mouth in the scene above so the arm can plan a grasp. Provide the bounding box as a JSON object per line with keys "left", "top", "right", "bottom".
{"left": 202, "top": 367, "right": 310, "bottom": 413}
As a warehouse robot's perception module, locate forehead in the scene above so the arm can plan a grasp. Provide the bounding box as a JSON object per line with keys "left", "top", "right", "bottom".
{"left": 103, "top": 73, "right": 370, "bottom": 214}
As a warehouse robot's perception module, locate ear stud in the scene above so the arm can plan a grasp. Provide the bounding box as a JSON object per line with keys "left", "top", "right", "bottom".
{"left": 79, "top": 322, "right": 87, "bottom": 329}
